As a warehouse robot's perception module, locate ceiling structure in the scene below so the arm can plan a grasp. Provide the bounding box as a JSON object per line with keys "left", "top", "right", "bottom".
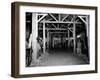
{"left": 26, "top": 12, "right": 89, "bottom": 56}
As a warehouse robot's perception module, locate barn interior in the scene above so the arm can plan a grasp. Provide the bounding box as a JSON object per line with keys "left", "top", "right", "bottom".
{"left": 26, "top": 12, "right": 89, "bottom": 67}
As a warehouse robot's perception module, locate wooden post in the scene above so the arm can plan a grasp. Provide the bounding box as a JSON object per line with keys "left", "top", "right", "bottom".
{"left": 59, "top": 14, "right": 60, "bottom": 21}
{"left": 86, "top": 16, "right": 89, "bottom": 60}
{"left": 43, "top": 22, "right": 46, "bottom": 54}
{"left": 73, "top": 15, "right": 76, "bottom": 53}
{"left": 49, "top": 32, "right": 51, "bottom": 48}
{"left": 68, "top": 29, "right": 70, "bottom": 48}
{"left": 52, "top": 33, "right": 54, "bottom": 48}
{"left": 86, "top": 16, "right": 89, "bottom": 37}
{"left": 32, "top": 13, "right": 38, "bottom": 63}
{"left": 47, "top": 29, "right": 49, "bottom": 49}
{"left": 64, "top": 32, "right": 66, "bottom": 48}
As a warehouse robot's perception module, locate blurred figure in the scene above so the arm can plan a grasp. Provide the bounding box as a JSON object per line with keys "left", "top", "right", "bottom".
{"left": 77, "top": 39, "right": 82, "bottom": 55}
{"left": 26, "top": 32, "right": 32, "bottom": 66}
{"left": 36, "top": 37, "right": 43, "bottom": 59}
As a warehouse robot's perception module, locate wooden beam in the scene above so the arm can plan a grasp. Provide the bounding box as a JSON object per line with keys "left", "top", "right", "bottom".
{"left": 78, "top": 16, "right": 86, "bottom": 24}
{"left": 65, "top": 37, "right": 74, "bottom": 40}
{"left": 78, "top": 15, "right": 87, "bottom": 17}
{"left": 62, "top": 15, "right": 69, "bottom": 21}
{"left": 32, "top": 13, "right": 38, "bottom": 64}
{"left": 52, "top": 24, "right": 57, "bottom": 28}
{"left": 73, "top": 15, "right": 76, "bottom": 53}
{"left": 57, "top": 23, "right": 59, "bottom": 28}
{"left": 52, "top": 23, "right": 59, "bottom": 31}
{"left": 47, "top": 30, "right": 49, "bottom": 49}
{"left": 39, "top": 28, "right": 67, "bottom": 31}
{"left": 86, "top": 16, "right": 89, "bottom": 37}
{"left": 68, "top": 29, "right": 70, "bottom": 48}
{"left": 38, "top": 14, "right": 47, "bottom": 22}
{"left": 49, "top": 32, "right": 67, "bottom": 33}
{"left": 49, "top": 14, "right": 58, "bottom": 21}
{"left": 40, "top": 21, "right": 81, "bottom": 24}
{"left": 59, "top": 14, "right": 60, "bottom": 21}
{"left": 86, "top": 16, "right": 89, "bottom": 60}
{"left": 68, "top": 28, "right": 73, "bottom": 32}
{"left": 43, "top": 22, "right": 46, "bottom": 54}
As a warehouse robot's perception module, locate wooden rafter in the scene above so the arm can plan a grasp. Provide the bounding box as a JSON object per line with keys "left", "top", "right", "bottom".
{"left": 38, "top": 14, "right": 47, "bottom": 22}
{"left": 49, "top": 32, "right": 67, "bottom": 33}
{"left": 52, "top": 24, "right": 57, "bottom": 28}
{"left": 73, "top": 15, "right": 76, "bottom": 53}
{"left": 78, "top": 15, "right": 87, "bottom": 17}
{"left": 40, "top": 21, "right": 81, "bottom": 24}
{"left": 62, "top": 15, "right": 69, "bottom": 21}
{"left": 39, "top": 27, "right": 67, "bottom": 31}
{"left": 43, "top": 22, "right": 45, "bottom": 53}
{"left": 68, "top": 28, "right": 73, "bottom": 32}
{"left": 49, "top": 14, "right": 58, "bottom": 21}
{"left": 78, "top": 16, "right": 86, "bottom": 24}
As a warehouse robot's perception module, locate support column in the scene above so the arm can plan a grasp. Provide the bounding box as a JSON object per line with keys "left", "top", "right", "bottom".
{"left": 86, "top": 16, "right": 89, "bottom": 60}
{"left": 86, "top": 16, "right": 89, "bottom": 37}
{"left": 68, "top": 29, "right": 70, "bottom": 48}
{"left": 64, "top": 33, "right": 66, "bottom": 48}
{"left": 73, "top": 15, "right": 76, "bottom": 53}
{"left": 43, "top": 22, "right": 46, "bottom": 54}
{"left": 59, "top": 14, "right": 60, "bottom": 21}
{"left": 32, "top": 13, "right": 38, "bottom": 63}
{"left": 47, "top": 29, "right": 49, "bottom": 49}
{"left": 52, "top": 33, "right": 54, "bottom": 48}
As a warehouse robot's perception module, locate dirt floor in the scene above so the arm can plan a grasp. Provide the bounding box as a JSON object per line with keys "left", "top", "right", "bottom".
{"left": 30, "top": 48, "right": 88, "bottom": 67}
